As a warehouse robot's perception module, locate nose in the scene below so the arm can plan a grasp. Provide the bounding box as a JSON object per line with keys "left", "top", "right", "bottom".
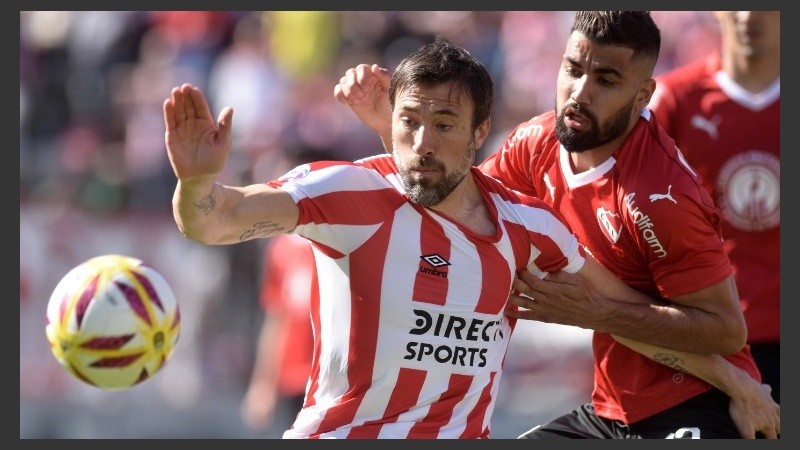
{"left": 412, "top": 126, "right": 434, "bottom": 156}
{"left": 570, "top": 75, "right": 591, "bottom": 105}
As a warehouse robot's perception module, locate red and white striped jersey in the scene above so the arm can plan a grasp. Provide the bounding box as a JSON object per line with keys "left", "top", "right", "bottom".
{"left": 266, "top": 154, "right": 584, "bottom": 438}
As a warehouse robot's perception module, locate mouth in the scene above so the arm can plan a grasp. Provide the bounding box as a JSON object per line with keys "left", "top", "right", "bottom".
{"left": 411, "top": 167, "right": 439, "bottom": 177}
{"left": 564, "top": 105, "right": 589, "bottom": 130}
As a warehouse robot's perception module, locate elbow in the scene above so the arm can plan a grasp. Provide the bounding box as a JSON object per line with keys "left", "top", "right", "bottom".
{"left": 177, "top": 223, "right": 227, "bottom": 246}
{"left": 173, "top": 214, "right": 218, "bottom": 246}
{"left": 718, "top": 317, "right": 748, "bottom": 355}
{"left": 178, "top": 226, "right": 211, "bottom": 245}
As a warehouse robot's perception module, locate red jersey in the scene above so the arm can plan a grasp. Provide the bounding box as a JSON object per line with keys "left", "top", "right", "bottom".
{"left": 478, "top": 109, "right": 760, "bottom": 424}
{"left": 650, "top": 53, "right": 780, "bottom": 344}
{"left": 261, "top": 233, "right": 316, "bottom": 397}
{"left": 267, "top": 155, "right": 585, "bottom": 438}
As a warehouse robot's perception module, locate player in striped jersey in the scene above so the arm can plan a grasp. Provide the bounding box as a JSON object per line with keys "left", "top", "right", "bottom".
{"left": 332, "top": 13, "right": 779, "bottom": 439}
{"left": 164, "top": 36, "right": 660, "bottom": 439}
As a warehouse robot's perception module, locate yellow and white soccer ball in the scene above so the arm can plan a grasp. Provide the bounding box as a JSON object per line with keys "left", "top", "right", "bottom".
{"left": 45, "top": 254, "right": 181, "bottom": 390}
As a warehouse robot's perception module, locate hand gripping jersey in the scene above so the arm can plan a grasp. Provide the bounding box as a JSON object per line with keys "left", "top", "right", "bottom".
{"left": 478, "top": 109, "right": 760, "bottom": 424}
{"left": 267, "top": 154, "right": 585, "bottom": 438}
{"left": 650, "top": 54, "right": 780, "bottom": 344}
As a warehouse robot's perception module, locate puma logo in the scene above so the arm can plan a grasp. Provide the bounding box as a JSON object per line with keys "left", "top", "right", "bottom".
{"left": 543, "top": 173, "right": 556, "bottom": 200}
{"left": 690, "top": 114, "right": 721, "bottom": 140}
{"left": 649, "top": 185, "right": 677, "bottom": 204}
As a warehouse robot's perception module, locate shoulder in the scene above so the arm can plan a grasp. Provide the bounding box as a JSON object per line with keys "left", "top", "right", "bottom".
{"left": 620, "top": 114, "right": 711, "bottom": 204}
{"left": 652, "top": 54, "right": 719, "bottom": 106}
{"left": 505, "top": 111, "right": 558, "bottom": 146}
{"left": 475, "top": 169, "right": 567, "bottom": 224}
{"left": 490, "top": 111, "right": 559, "bottom": 167}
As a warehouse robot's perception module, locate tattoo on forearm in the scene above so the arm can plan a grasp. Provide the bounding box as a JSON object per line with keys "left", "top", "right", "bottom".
{"left": 240, "top": 221, "right": 284, "bottom": 241}
{"left": 653, "top": 352, "right": 685, "bottom": 371}
{"left": 193, "top": 190, "right": 216, "bottom": 216}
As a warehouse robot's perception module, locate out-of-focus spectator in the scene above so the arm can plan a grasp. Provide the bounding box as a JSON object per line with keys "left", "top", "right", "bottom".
{"left": 650, "top": 10, "right": 780, "bottom": 403}
{"left": 240, "top": 145, "right": 333, "bottom": 436}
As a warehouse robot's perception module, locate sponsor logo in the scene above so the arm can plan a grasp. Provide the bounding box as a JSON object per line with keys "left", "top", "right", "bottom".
{"left": 649, "top": 185, "right": 677, "bottom": 204}
{"left": 543, "top": 172, "right": 556, "bottom": 200}
{"left": 405, "top": 309, "right": 504, "bottom": 368}
{"left": 419, "top": 254, "right": 450, "bottom": 278}
{"left": 624, "top": 193, "right": 667, "bottom": 259}
{"left": 690, "top": 114, "right": 721, "bottom": 140}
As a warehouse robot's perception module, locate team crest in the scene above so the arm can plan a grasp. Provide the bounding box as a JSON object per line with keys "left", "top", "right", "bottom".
{"left": 278, "top": 163, "right": 312, "bottom": 182}
{"left": 596, "top": 206, "right": 622, "bottom": 244}
{"left": 716, "top": 150, "right": 780, "bottom": 231}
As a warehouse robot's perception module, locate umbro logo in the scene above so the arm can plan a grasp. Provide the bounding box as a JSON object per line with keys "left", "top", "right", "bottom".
{"left": 420, "top": 254, "right": 450, "bottom": 278}
{"left": 421, "top": 254, "right": 451, "bottom": 267}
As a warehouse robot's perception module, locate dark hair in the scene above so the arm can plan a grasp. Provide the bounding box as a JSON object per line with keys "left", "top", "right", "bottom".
{"left": 388, "top": 35, "right": 493, "bottom": 130}
{"left": 571, "top": 11, "right": 661, "bottom": 70}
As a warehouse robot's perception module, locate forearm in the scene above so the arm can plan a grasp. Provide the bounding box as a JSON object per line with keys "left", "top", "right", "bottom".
{"left": 613, "top": 335, "right": 758, "bottom": 398}
{"left": 588, "top": 299, "right": 742, "bottom": 354}
{"left": 575, "top": 259, "right": 745, "bottom": 354}
{"left": 173, "top": 178, "right": 254, "bottom": 245}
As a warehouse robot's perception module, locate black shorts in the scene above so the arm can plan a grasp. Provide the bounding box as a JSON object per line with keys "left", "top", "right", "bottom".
{"left": 749, "top": 341, "right": 780, "bottom": 403}
{"left": 517, "top": 389, "right": 742, "bottom": 439}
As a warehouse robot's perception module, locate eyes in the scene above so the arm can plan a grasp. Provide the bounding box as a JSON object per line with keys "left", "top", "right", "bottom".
{"left": 563, "top": 65, "right": 618, "bottom": 88}
{"left": 399, "top": 116, "right": 455, "bottom": 132}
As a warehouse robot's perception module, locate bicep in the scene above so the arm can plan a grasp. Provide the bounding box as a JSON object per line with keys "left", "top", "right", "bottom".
{"left": 577, "top": 255, "right": 651, "bottom": 304}
{"left": 668, "top": 274, "right": 742, "bottom": 318}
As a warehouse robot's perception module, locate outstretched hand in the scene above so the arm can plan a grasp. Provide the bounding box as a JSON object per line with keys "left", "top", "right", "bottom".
{"left": 333, "top": 63, "right": 393, "bottom": 142}
{"left": 163, "top": 83, "right": 234, "bottom": 182}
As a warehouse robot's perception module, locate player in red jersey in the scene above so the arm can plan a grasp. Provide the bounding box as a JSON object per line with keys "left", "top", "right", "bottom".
{"left": 332, "top": 12, "right": 779, "bottom": 439}
{"left": 241, "top": 233, "right": 317, "bottom": 434}
{"left": 165, "top": 36, "right": 665, "bottom": 438}
{"left": 649, "top": 11, "right": 780, "bottom": 404}
{"left": 241, "top": 147, "right": 335, "bottom": 435}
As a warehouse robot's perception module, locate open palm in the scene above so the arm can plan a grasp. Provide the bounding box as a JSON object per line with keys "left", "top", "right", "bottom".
{"left": 163, "top": 83, "right": 233, "bottom": 182}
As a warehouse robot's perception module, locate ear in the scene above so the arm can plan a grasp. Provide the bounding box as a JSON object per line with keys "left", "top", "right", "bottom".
{"left": 636, "top": 78, "right": 657, "bottom": 112}
{"left": 473, "top": 118, "right": 492, "bottom": 149}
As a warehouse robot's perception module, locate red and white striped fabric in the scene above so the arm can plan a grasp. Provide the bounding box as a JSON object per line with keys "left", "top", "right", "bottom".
{"left": 267, "top": 154, "right": 584, "bottom": 439}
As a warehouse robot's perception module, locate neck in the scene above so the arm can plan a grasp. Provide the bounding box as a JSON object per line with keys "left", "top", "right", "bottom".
{"left": 430, "top": 171, "right": 496, "bottom": 236}
{"left": 568, "top": 125, "right": 633, "bottom": 174}
{"left": 720, "top": 45, "right": 780, "bottom": 94}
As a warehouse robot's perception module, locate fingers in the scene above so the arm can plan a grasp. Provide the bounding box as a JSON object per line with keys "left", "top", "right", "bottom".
{"left": 334, "top": 64, "right": 387, "bottom": 105}
{"left": 511, "top": 276, "right": 535, "bottom": 296}
{"left": 370, "top": 63, "right": 391, "bottom": 80}
{"left": 508, "top": 292, "right": 534, "bottom": 309}
{"left": 163, "top": 97, "right": 176, "bottom": 132}
{"left": 186, "top": 83, "right": 214, "bottom": 120}
{"left": 217, "top": 106, "right": 234, "bottom": 143}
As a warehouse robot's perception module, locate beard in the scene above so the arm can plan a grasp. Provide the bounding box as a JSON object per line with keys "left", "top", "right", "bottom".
{"left": 554, "top": 96, "right": 636, "bottom": 153}
{"left": 395, "top": 142, "right": 475, "bottom": 207}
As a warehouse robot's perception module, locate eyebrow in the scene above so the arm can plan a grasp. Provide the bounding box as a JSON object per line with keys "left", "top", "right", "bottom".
{"left": 399, "top": 103, "right": 461, "bottom": 118}
{"left": 565, "top": 55, "right": 623, "bottom": 79}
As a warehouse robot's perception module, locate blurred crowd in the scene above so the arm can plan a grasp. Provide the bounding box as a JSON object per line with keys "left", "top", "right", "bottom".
{"left": 20, "top": 11, "right": 723, "bottom": 438}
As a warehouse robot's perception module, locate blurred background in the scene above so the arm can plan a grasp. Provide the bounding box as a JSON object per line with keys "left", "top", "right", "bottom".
{"left": 20, "top": 11, "right": 722, "bottom": 439}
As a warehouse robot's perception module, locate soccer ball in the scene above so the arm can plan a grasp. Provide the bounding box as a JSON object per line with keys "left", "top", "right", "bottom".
{"left": 45, "top": 254, "right": 181, "bottom": 390}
